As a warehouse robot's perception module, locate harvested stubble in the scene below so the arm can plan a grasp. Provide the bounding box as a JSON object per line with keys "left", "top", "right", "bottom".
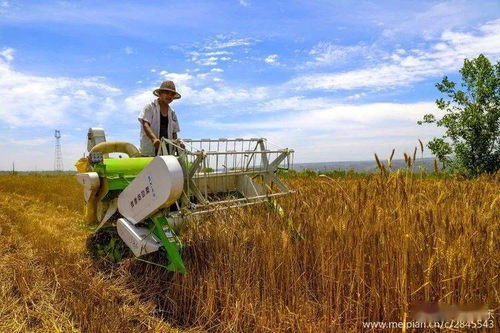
{"left": 0, "top": 173, "right": 498, "bottom": 332}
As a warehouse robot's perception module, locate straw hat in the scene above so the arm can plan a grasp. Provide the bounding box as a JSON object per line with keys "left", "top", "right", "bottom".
{"left": 153, "top": 80, "right": 181, "bottom": 99}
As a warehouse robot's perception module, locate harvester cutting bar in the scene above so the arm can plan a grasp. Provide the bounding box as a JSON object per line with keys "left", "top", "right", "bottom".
{"left": 183, "top": 138, "right": 261, "bottom": 142}
{"left": 160, "top": 138, "right": 294, "bottom": 215}
{"left": 190, "top": 192, "right": 288, "bottom": 209}
{"left": 188, "top": 150, "right": 286, "bottom": 155}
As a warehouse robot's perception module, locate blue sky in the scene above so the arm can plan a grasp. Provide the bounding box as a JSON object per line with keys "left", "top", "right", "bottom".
{"left": 0, "top": 0, "right": 499, "bottom": 170}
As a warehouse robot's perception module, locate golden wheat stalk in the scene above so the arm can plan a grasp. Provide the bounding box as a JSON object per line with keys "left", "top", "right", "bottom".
{"left": 388, "top": 149, "right": 395, "bottom": 169}
{"left": 418, "top": 139, "right": 424, "bottom": 158}
{"left": 374, "top": 153, "right": 383, "bottom": 172}
{"left": 1, "top": 172, "right": 497, "bottom": 332}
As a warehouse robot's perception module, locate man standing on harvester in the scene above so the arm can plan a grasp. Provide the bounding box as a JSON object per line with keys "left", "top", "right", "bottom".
{"left": 138, "top": 80, "right": 181, "bottom": 156}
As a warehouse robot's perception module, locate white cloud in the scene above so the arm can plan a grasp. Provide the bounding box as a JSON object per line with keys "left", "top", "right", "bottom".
{"left": 257, "top": 96, "right": 334, "bottom": 113}
{"left": 264, "top": 54, "right": 279, "bottom": 64}
{"left": 198, "top": 102, "right": 438, "bottom": 130}
{"left": 204, "top": 35, "right": 256, "bottom": 50}
{"left": 97, "top": 96, "right": 119, "bottom": 120}
{"left": 179, "top": 35, "right": 253, "bottom": 67}
{"left": 0, "top": 48, "right": 121, "bottom": 127}
{"left": 198, "top": 56, "right": 218, "bottom": 66}
{"left": 291, "top": 65, "right": 420, "bottom": 91}
{"left": 346, "top": 93, "right": 367, "bottom": 100}
{"left": 238, "top": 0, "right": 249, "bottom": 7}
{"left": 380, "top": 0, "right": 498, "bottom": 40}
{"left": 1, "top": 139, "right": 87, "bottom": 171}
{"left": 291, "top": 19, "right": 500, "bottom": 91}
{"left": 0, "top": 47, "right": 14, "bottom": 61}
{"left": 0, "top": 1, "right": 8, "bottom": 8}
{"left": 124, "top": 67, "right": 272, "bottom": 110}
{"left": 208, "top": 39, "right": 252, "bottom": 49}
{"left": 188, "top": 51, "right": 221, "bottom": 66}
{"left": 304, "top": 42, "right": 369, "bottom": 67}
{"left": 159, "top": 71, "right": 193, "bottom": 85}
{"left": 9, "top": 138, "right": 50, "bottom": 146}
{"left": 193, "top": 101, "right": 445, "bottom": 162}
{"left": 177, "top": 35, "right": 255, "bottom": 59}
{"left": 124, "top": 70, "right": 268, "bottom": 110}
{"left": 124, "top": 46, "right": 134, "bottom": 54}
{"left": 188, "top": 51, "right": 199, "bottom": 60}
{"left": 184, "top": 86, "right": 268, "bottom": 106}
{"left": 196, "top": 73, "right": 210, "bottom": 79}
{"left": 204, "top": 51, "right": 231, "bottom": 56}
{"left": 124, "top": 89, "right": 152, "bottom": 113}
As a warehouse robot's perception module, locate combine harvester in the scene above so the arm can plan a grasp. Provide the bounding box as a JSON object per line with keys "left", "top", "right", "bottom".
{"left": 76, "top": 128, "right": 294, "bottom": 273}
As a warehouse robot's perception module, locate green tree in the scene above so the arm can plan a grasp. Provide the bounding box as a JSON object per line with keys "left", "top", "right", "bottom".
{"left": 418, "top": 54, "right": 500, "bottom": 176}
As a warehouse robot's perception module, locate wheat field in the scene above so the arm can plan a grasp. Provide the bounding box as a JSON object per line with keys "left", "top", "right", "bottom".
{"left": 0, "top": 172, "right": 498, "bottom": 332}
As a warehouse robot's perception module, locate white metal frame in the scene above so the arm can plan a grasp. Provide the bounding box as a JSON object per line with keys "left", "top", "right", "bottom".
{"left": 158, "top": 138, "right": 294, "bottom": 216}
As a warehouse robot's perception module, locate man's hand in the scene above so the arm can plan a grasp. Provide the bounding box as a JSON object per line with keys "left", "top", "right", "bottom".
{"left": 173, "top": 138, "right": 185, "bottom": 149}
{"left": 142, "top": 121, "right": 160, "bottom": 150}
{"left": 153, "top": 138, "right": 161, "bottom": 149}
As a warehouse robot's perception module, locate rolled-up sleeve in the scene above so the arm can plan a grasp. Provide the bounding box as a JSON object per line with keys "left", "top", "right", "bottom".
{"left": 172, "top": 111, "right": 180, "bottom": 133}
{"left": 138, "top": 104, "right": 154, "bottom": 125}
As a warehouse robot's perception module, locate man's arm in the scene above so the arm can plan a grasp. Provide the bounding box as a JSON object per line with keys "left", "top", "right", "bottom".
{"left": 172, "top": 110, "right": 180, "bottom": 140}
{"left": 141, "top": 121, "right": 161, "bottom": 149}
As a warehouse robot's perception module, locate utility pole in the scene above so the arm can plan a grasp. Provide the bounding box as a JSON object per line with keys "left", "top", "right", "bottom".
{"left": 54, "top": 130, "right": 64, "bottom": 172}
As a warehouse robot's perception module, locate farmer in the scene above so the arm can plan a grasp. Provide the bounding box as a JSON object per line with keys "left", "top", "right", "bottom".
{"left": 138, "top": 80, "right": 181, "bottom": 156}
